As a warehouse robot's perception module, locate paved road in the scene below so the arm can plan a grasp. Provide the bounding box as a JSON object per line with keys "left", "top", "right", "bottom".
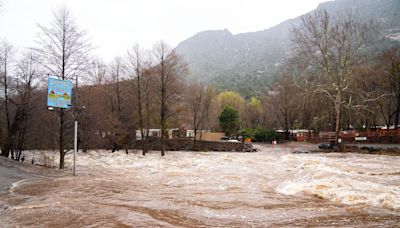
{"left": 0, "top": 157, "right": 37, "bottom": 211}
{"left": 0, "top": 158, "right": 33, "bottom": 192}
{"left": 0, "top": 156, "right": 67, "bottom": 193}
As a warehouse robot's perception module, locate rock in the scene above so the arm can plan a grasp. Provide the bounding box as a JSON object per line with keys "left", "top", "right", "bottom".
{"left": 319, "top": 143, "right": 331, "bottom": 149}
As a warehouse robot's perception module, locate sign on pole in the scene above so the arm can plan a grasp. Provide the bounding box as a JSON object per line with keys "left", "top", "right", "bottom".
{"left": 47, "top": 77, "right": 73, "bottom": 109}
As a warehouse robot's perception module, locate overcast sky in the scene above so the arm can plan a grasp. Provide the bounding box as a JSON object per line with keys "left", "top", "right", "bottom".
{"left": 0, "top": 0, "right": 329, "bottom": 61}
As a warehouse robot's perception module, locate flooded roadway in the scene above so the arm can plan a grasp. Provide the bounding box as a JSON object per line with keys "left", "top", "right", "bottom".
{"left": 1, "top": 143, "right": 400, "bottom": 227}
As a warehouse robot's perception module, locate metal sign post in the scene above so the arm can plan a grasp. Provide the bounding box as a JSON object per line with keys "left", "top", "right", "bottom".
{"left": 73, "top": 120, "right": 78, "bottom": 176}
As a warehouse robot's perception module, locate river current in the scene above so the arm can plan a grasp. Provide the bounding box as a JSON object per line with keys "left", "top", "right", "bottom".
{"left": 0, "top": 143, "right": 399, "bottom": 227}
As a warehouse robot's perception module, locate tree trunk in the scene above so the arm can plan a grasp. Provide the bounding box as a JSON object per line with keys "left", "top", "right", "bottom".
{"left": 193, "top": 128, "right": 197, "bottom": 149}
{"left": 160, "top": 102, "right": 166, "bottom": 155}
{"left": 160, "top": 107, "right": 166, "bottom": 156}
{"left": 284, "top": 107, "right": 290, "bottom": 140}
{"left": 60, "top": 151, "right": 65, "bottom": 169}
{"left": 394, "top": 97, "right": 400, "bottom": 129}
{"left": 1, "top": 141, "right": 10, "bottom": 158}
{"left": 0, "top": 118, "right": 3, "bottom": 155}
{"left": 10, "top": 148, "right": 14, "bottom": 160}
{"left": 199, "top": 124, "right": 204, "bottom": 141}
{"left": 160, "top": 55, "right": 166, "bottom": 157}
{"left": 16, "top": 128, "right": 26, "bottom": 161}
{"left": 2, "top": 106, "right": 25, "bottom": 158}
{"left": 143, "top": 88, "right": 150, "bottom": 156}
{"left": 160, "top": 129, "right": 165, "bottom": 156}
{"left": 2, "top": 56, "right": 10, "bottom": 158}
{"left": 160, "top": 99, "right": 166, "bottom": 156}
{"left": 116, "top": 76, "right": 121, "bottom": 113}
{"left": 334, "top": 99, "right": 342, "bottom": 144}
{"left": 137, "top": 69, "right": 145, "bottom": 156}
{"left": 59, "top": 109, "right": 65, "bottom": 169}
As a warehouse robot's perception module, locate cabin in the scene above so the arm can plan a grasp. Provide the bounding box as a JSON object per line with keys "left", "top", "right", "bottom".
{"left": 136, "top": 129, "right": 178, "bottom": 140}
{"left": 276, "top": 129, "right": 317, "bottom": 142}
{"left": 135, "top": 129, "right": 225, "bottom": 142}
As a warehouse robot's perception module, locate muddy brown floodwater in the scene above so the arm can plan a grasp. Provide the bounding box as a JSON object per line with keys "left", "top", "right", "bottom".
{"left": 1, "top": 143, "right": 400, "bottom": 227}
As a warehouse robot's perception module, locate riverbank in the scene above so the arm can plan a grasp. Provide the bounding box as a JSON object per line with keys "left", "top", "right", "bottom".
{"left": 340, "top": 144, "right": 400, "bottom": 156}
{"left": 306, "top": 143, "right": 400, "bottom": 156}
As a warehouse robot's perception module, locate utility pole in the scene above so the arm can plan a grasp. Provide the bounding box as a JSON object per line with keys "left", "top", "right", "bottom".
{"left": 73, "top": 120, "right": 77, "bottom": 176}
{"left": 73, "top": 74, "right": 79, "bottom": 176}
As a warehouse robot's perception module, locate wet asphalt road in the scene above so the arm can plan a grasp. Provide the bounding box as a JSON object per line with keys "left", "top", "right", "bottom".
{"left": 0, "top": 159, "right": 31, "bottom": 192}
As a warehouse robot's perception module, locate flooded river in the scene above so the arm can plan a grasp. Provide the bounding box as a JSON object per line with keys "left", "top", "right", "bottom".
{"left": 1, "top": 143, "right": 400, "bottom": 227}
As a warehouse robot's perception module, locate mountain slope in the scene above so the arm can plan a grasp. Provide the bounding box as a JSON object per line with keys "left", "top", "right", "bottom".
{"left": 175, "top": 0, "right": 400, "bottom": 98}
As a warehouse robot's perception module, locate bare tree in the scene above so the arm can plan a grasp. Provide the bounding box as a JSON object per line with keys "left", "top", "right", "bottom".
{"left": 242, "top": 97, "right": 263, "bottom": 129}
{"left": 109, "top": 57, "right": 125, "bottom": 113}
{"left": 291, "top": 9, "right": 375, "bottom": 143}
{"left": 12, "top": 50, "right": 43, "bottom": 160}
{"left": 0, "top": 41, "right": 13, "bottom": 157}
{"left": 267, "top": 74, "right": 298, "bottom": 139}
{"left": 108, "top": 57, "right": 132, "bottom": 153}
{"left": 126, "top": 44, "right": 148, "bottom": 154}
{"left": 198, "top": 86, "right": 214, "bottom": 140}
{"left": 186, "top": 82, "right": 214, "bottom": 145}
{"left": 152, "top": 42, "right": 187, "bottom": 156}
{"left": 142, "top": 68, "right": 156, "bottom": 138}
{"left": 381, "top": 47, "right": 400, "bottom": 129}
{"left": 86, "top": 58, "right": 107, "bottom": 85}
{"left": 0, "top": 44, "right": 42, "bottom": 159}
{"left": 33, "top": 6, "right": 91, "bottom": 169}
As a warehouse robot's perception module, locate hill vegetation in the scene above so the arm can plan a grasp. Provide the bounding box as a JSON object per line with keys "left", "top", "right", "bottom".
{"left": 176, "top": 0, "right": 400, "bottom": 97}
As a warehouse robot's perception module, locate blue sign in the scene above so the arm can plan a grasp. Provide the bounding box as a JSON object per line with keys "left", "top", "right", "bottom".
{"left": 47, "top": 77, "right": 73, "bottom": 109}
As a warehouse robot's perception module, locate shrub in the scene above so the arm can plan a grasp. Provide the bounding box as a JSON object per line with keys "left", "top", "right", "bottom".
{"left": 239, "top": 128, "right": 280, "bottom": 142}
{"left": 219, "top": 106, "right": 240, "bottom": 136}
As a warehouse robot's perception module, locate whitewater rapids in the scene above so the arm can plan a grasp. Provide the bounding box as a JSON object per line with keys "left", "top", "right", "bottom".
{"left": 0, "top": 143, "right": 399, "bottom": 227}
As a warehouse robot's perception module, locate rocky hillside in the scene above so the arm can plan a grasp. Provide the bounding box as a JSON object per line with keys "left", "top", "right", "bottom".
{"left": 175, "top": 0, "right": 400, "bottom": 98}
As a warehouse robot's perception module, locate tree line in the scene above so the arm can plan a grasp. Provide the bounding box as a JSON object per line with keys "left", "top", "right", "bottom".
{"left": 279, "top": 9, "right": 400, "bottom": 141}
{"left": 1, "top": 7, "right": 400, "bottom": 168}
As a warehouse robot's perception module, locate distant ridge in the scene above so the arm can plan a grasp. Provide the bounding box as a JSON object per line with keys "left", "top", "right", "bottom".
{"left": 175, "top": 0, "right": 400, "bottom": 98}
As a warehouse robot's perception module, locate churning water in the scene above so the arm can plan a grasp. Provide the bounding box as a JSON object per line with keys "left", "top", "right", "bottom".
{"left": 1, "top": 143, "right": 399, "bottom": 227}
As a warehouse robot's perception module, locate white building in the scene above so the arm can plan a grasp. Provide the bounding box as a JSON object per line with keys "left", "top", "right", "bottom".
{"left": 185, "top": 130, "right": 210, "bottom": 138}
{"left": 136, "top": 129, "right": 179, "bottom": 140}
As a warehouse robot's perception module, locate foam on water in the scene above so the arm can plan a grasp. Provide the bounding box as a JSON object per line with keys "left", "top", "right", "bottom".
{"left": 275, "top": 153, "right": 400, "bottom": 210}
{"left": 9, "top": 179, "right": 29, "bottom": 195}
{"left": 30, "top": 149, "right": 400, "bottom": 211}
{"left": 77, "top": 149, "right": 400, "bottom": 210}
{"left": 2, "top": 145, "right": 400, "bottom": 226}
